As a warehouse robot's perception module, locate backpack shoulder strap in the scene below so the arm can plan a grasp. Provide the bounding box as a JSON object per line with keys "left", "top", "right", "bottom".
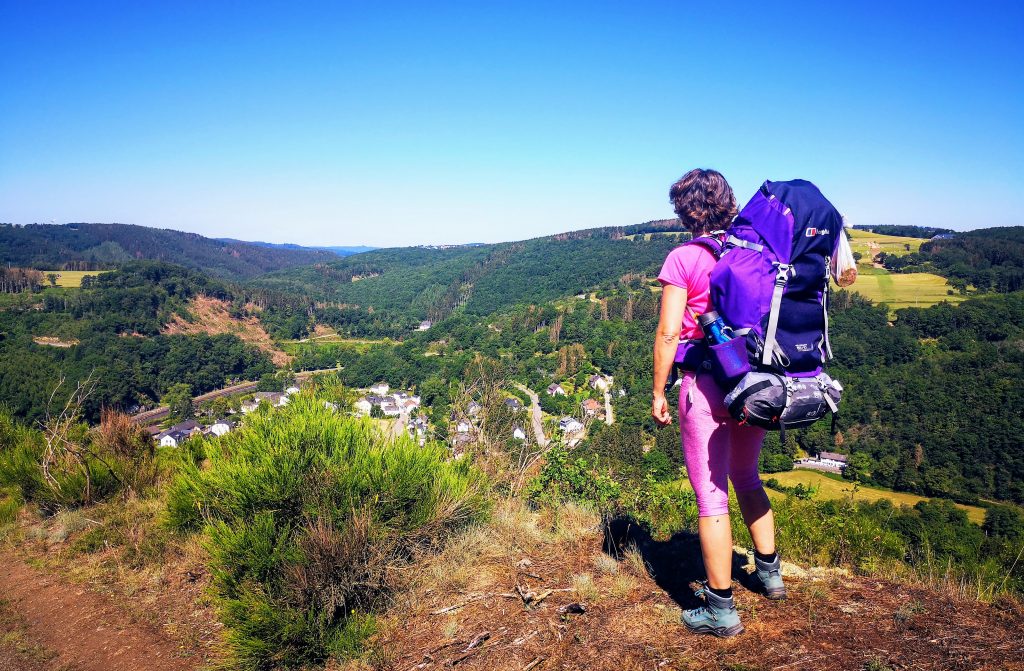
{"left": 683, "top": 231, "right": 727, "bottom": 259}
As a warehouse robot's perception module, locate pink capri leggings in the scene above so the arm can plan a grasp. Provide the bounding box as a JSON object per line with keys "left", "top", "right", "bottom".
{"left": 679, "top": 371, "right": 767, "bottom": 517}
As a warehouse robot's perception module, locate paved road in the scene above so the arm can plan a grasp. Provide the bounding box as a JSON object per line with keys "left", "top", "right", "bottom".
{"left": 130, "top": 367, "right": 342, "bottom": 425}
{"left": 513, "top": 383, "right": 548, "bottom": 448}
{"left": 603, "top": 391, "right": 614, "bottom": 425}
{"left": 391, "top": 411, "right": 409, "bottom": 438}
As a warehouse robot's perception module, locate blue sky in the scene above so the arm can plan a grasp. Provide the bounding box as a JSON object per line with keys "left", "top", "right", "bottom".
{"left": 1, "top": 1, "right": 1021, "bottom": 247}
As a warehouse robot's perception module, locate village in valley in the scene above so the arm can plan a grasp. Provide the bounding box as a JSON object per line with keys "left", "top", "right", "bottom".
{"left": 146, "top": 371, "right": 621, "bottom": 456}
{"left": 148, "top": 368, "right": 853, "bottom": 479}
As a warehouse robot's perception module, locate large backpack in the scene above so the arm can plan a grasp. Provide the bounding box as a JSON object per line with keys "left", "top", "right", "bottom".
{"left": 680, "top": 179, "right": 844, "bottom": 438}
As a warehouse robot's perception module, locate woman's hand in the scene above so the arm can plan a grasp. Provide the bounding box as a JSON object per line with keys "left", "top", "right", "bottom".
{"left": 651, "top": 392, "right": 672, "bottom": 426}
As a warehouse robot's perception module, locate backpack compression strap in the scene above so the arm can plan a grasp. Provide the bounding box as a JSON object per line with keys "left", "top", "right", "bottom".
{"left": 761, "top": 262, "right": 795, "bottom": 367}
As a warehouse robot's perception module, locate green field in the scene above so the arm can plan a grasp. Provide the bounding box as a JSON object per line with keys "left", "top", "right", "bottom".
{"left": 840, "top": 269, "right": 965, "bottom": 310}
{"left": 833, "top": 230, "right": 963, "bottom": 310}
{"left": 280, "top": 335, "right": 395, "bottom": 355}
{"left": 39, "top": 270, "right": 108, "bottom": 287}
{"left": 848, "top": 228, "right": 925, "bottom": 259}
{"left": 769, "top": 470, "right": 986, "bottom": 524}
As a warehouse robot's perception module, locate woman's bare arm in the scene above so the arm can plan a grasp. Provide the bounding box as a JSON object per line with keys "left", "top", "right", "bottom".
{"left": 652, "top": 284, "right": 687, "bottom": 425}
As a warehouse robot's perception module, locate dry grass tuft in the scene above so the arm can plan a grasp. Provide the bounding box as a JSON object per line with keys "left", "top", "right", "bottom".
{"left": 608, "top": 572, "right": 638, "bottom": 599}
{"left": 571, "top": 572, "right": 599, "bottom": 602}
{"left": 593, "top": 553, "right": 619, "bottom": 575}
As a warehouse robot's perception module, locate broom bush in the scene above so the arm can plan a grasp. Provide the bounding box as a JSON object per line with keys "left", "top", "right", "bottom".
{"left": 167, "top": 394, "right": 489, "bottom": 669}
{"left": 0, "top": 410, "right": 132, "bottom": 511}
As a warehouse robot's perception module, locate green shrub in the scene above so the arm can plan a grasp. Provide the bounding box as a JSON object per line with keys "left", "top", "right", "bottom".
{"left": 167, "top": 394, "right": 489, "bottom": 669}
{"left": 0, "top": 486, "right": 22, "bottom": 525}
{"left": 0, "top": 410, "right": 157, "bottom": 512}
{"left": 771, "top": 496, "right": 906, "bottom": 568}
{"left": 528, "top": 444, "right": 621, "bottom": 510}
{"left": 622, "top": 475, "right": 699, "bottom": 540}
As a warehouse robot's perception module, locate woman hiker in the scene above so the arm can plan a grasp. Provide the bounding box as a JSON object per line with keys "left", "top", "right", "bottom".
{"left": 650, "top": 168, "right": 785, "bottom": 638}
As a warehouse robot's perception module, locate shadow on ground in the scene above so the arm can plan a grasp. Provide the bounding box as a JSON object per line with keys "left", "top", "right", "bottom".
{"left": 602, "top": 516, "right": 762, "bottom": 610}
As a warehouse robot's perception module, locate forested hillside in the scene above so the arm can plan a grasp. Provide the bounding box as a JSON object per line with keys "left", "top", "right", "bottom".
{"left": 0, "top": 223, "right": 337, "bottom": 280}
{"left": 255, "top": 228, "right": 683, "bottom": 320}
{"left": 217, "top": 238, "right": 375, "bottom": 256}
{"left": 852, "top": 224, "right": 955, "bottom": 238}
{"left": 0, "top": 263, "right": 273, "bottom": 422}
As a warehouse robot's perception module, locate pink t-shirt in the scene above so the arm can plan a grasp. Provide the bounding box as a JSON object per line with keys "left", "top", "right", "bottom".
{"left": 657, "top": 244, "right": 716, "bottom": 341}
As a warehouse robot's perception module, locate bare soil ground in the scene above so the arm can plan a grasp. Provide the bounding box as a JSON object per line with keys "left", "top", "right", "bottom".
{"left": 375, "top": 504, "right": 1024, "bottom": 671}
{"left": 2, "top": 500, "right": 1020, "bottom": 671}
{"left": 163, "top": 295, "right": 290, "bottom": 366}
{"left": 0, "top": 556, "right": 195, "bottom": 671}
{"left": 31, "top": 336, "right": 79, "bottom": 348}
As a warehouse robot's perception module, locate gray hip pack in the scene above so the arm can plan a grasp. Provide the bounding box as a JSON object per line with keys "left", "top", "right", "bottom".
{"left": 723, "top": 371, "right": 842, "bottom": 441}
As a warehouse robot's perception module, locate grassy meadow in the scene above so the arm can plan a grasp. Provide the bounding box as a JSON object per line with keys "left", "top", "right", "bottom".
{"left": 39, "top": 270, "right": 108, "bottom": 287}
{"left": 839, "top": 229, "right": 966, "bottom": 311}
{"left": 842, "top": 266, "right": 966, "bottom": 310}
{"left": 768, "top": 469, "right": 986, "bottom": 524}
{"left": 847, "top": 228, "right": 925, "bottom": 258}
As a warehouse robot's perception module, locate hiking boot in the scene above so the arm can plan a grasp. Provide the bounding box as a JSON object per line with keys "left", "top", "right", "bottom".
{"left": 754, "top": 554, "right": 787, "bottom": 600}
{"left": 681, "top": 583, "right": 744, "bottom": 637}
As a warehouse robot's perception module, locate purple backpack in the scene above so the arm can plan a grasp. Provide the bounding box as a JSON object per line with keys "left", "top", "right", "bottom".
{"left": 680, "top": 179, "right": 845, "bottom": 436}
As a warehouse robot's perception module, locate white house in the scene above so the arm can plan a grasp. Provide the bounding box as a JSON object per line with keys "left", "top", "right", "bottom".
{"left": 467, "top": 401, "right": 482, "bottom": 416}
{"left": 417, "top": 320, "right": 432, "bottom": 331}
{"left": 381, "top": 402, "right": 401, "bottom": 417}
{"left": 369, "top": 382, "right": 390, "bottom": 395}
{"left": 285, "top": 385, "right": 301, "bottom": 395}
{"left": 155, "top": 420, "right": 200, "bottom": 447}
{"left": 547, "top": 383, "right": 567, "bottom": 396}
{"left": 512, "top": 426, "right": 527, "bottom": 441}
{"left": 353, "top": 398, "right": 372, "bottom": 415}
{"left": 158, "top": 430, "right": 188, "bottom": 448}
{"left": 408, "top": 417, "right": 429, "bottom": 444}
{"left": 795, "top": 452, "right": 849, "bottom": 474}
{"left": 208, "top": 418, "right": 235, "bottom": 437}
{"left": 589, "top": 374, "right": 612, "bottom": 392}
{"left": 456, "top": 420, "right": 471, "bottom": 434}
{"left": 255, "top": 391, "right": 288, "bottom": 407}
{"left": 819, "top": 451, "right": 849, "bottom": 470}
{"left": 559, "top": 417, "right": 585, "bottom": 434}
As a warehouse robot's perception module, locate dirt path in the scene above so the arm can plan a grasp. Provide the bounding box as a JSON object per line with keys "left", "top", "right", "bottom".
{"left": 382, "top": 515, "right": 1024, "bottom": 671}
{"left": 0, "top": 556, "right": 196, "bottom": 671}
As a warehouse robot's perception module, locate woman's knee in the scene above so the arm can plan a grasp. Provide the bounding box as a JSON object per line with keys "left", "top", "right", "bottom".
{"left": 695, "top": 488, "right": 730, "bottom": 518}
{"left": 730, "top": 470, "right": 765, "bottom": 494}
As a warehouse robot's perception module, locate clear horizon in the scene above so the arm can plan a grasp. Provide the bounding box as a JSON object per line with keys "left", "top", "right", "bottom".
{"left": 1, "top": 1, "right": 1021, "bottom": 247}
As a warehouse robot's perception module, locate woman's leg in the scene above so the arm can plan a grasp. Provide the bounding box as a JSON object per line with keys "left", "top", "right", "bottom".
{"left": 680, "top": 373, "right": 734, "bottom": 589}
{"left": 696, "top": 515, "right": 732, "bottom": 588}
{"left": 735, "top": 488, "right": 775, "bottom": 554}
{"left": 728, "top": 423, "right": 775, "bottom": 555}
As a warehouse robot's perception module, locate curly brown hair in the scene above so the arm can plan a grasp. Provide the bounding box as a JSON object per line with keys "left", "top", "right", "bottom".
{"left": 668, "top": 169, "right": 737, "bottom": 235}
